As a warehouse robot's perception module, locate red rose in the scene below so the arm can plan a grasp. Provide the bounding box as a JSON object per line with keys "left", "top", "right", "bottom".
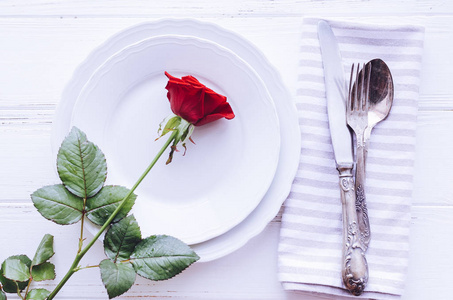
{"left": 164, "top": 71, "right": 235, "bottom": 126}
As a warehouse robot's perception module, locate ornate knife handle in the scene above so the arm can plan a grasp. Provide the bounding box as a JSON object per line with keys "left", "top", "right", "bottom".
{"left": 338, "top": 165, "right": 368, "bottom": 296}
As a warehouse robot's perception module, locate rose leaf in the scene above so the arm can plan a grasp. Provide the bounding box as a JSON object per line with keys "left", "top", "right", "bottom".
{"left": 31, "top": 262, "right": 55, "bottom": 282}
{"left": 130, "top": 235, "right": 199, "bottom": 281}
{"left": 25, "top": 288, "right": 50, "bottom": 300}
{"left": 2, "top": 256, "right": 30, "bottom": 282}
{"left": 0, "top": 290, "right": 5, "bottom": 300}
{"left": 0, "top": 265, "right": 28, "bottom": 293}
{"left": 32, "top": 234, "right": 54, "bottom": 266}
{"left": 1, "top": 256, "right": 31, "bottom": 286}
{"left": 104, "top": 215, "right": 141, "bottom": 262}
{"left": 100, "top": 259, "right": 136, "bottom": 299}
{"left": 86, "top": 186, "right": 136, "bottom": 226}
{"left": 31, "top": 184, "right": 83, "bottom": 225}
{"left": 57, "top": 126, "right": 107, "bottom": 199}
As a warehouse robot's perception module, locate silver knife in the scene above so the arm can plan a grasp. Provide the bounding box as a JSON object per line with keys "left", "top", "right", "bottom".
{"left": 318, "top": 20, "right": 368, "bottom": 296}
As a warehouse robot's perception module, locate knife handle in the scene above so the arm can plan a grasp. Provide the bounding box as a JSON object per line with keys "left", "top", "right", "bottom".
{"left": 338, "top": 165, "right": 368, "bottom": 296}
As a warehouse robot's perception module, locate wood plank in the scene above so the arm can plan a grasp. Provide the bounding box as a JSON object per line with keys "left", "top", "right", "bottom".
{"left": 0, "top": 0, "right": 451, "bottom": 17}
{"left": 413, "top": 112, "right": 453, "bottom": 206}
{"left": 403, "top": 206, "right": 453, "bottom": 300}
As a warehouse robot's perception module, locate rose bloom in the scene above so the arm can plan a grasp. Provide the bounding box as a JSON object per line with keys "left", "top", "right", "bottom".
{"left": 160, "top": 72, "right": 235, "bottom": 164}
{"left": 164, "top": 72, "right": 235, "bottom": 126}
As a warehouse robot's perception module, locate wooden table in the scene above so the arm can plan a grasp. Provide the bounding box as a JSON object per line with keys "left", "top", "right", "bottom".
{"left": 1, "top": 1, "right": 452, "bottom": 299}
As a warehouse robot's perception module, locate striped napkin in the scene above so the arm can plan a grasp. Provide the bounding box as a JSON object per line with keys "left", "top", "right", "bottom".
{"left": 278, "top": 18, "right": 425, "bottom": 300}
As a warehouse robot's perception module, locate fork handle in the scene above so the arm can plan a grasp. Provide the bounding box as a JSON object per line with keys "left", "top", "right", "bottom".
{"left": 355, "top": 136, "right": 371, "bottom": 248}
{"left": 338, "top": 165, "right": 368, "bottom": 296}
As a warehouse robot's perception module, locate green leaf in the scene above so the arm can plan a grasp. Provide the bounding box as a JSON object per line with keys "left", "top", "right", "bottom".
{"left": 7, "top": 255, "right": 31, "bottom": 269}
{"left": 2, "top": 257, "right": 30, "bottom": 282}
{"left": 25, "top": 288, "right": 50, "bottom": 300}
{"left": 0, "top": 267, "right": 27, "bottom": 293}
{"left": 0, "top": 269, "right": 14, "bottom": 293}
{"left": 0, "top": 256, "right": 30, "bottom": 292}
{"left": 57, "top": 127, "right": 107, "bottom": 198}
{"left": 0, "top": 290, "right": 5, "bottom": 300}
{"left": 104, "top": 215, "right": 141, "bottom": 262}
{"left": 130, "top": 235, "right": 199, "bottom": 281}
{"left": 31, "top": 262, "right": 55, "bottom": 282}
{"left": 86, "top": 186, "right": 136, "bottom": 226}
{"left": 32, "top": 234, "right": 54, "bottom": 266}
{"left": 31, "top": 184, "right": 83, "bottom": 225}
{"left": 100, "top": 259, "right": 135, "bottom": 299}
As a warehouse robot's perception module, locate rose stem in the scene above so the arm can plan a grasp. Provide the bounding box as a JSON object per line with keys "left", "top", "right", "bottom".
{"left": 47, "top": 130, "right": 178, "bottom": 300}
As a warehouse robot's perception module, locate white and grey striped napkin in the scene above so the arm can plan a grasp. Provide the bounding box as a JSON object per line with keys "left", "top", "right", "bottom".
{"left": 278, "top": 18, "right": 425, "bottom": 300}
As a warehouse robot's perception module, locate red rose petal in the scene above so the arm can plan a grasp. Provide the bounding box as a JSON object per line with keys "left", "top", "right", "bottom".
{"left": 164, "top": 72, "right": 234, "bottom": 126}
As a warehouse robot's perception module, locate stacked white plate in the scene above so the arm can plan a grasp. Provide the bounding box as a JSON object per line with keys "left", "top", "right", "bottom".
{"left": 52, "top": 19, "right": 301, "bottom": 262}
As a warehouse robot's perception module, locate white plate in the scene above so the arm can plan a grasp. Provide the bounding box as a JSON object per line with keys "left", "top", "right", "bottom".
{"left": 52, "top": 19, "right": 301, "bottom": 261}
{"left": 71, "top": 35, "right": 280, "bottom": 245}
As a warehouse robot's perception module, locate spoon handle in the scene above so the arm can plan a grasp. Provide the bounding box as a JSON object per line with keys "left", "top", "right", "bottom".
{"left": 355, "top": 133, "right": 371, "bottom": 248}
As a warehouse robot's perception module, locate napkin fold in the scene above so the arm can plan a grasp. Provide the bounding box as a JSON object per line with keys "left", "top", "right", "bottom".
{"left": 278, "top": 18, "right": 425, "bottom": 300}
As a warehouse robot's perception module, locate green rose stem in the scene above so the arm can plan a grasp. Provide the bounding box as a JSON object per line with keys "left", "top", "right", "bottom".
{"left": 47, "top": 130, "right": 178, "bottom": 300}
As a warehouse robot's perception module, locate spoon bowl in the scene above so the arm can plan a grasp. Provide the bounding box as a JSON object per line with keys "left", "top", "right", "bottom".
{"left": 364, "top": 59, "right": 394, "bottom": 141}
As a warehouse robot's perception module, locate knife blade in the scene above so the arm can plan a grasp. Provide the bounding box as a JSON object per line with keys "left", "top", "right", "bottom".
{"left": 318, "top": 20, "right": 368, "bottom": 296}
{"left": 318, "top": 21, "right": 352, "bottom": 168}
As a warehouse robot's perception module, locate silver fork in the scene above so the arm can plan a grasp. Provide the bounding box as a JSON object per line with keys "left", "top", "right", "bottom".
{"left": 341, "top": 63, "right": 372, "bottom": 294}
{"left": 346, "top": 63, "right": 371, "bottom": 249}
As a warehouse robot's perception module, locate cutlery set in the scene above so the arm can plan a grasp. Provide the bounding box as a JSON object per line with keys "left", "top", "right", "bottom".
{"left": 318, "top": 20, "right": 394, "bottom": 295}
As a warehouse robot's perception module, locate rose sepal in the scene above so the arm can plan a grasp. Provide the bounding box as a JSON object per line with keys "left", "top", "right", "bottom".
{"left": 157, "top": 115, "right": 195, "bottom": 164}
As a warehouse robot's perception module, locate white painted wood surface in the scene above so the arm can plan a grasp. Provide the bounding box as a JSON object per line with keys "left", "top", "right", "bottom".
{"left": 0, "top": 1, "right": 452, "bottom": 299}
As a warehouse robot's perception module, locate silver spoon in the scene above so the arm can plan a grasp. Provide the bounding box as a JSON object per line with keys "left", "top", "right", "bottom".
{"left": 364, "top": 59, "right": 394, "bottom": 156}
{"left": 355, "top": 59, "right": 394, "bottom": 248}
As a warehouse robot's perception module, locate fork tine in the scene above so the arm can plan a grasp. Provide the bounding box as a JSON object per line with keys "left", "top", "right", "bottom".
{"left": 360, "top": 62, "right": 367, "bottom": 111}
